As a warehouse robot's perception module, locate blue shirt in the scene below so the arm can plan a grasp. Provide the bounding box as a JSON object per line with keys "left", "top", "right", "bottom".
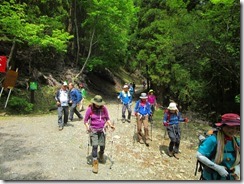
{"left": 134, "top": 100, "right": 151, "bottom": 116}
{"left": 163, "top": 111, "right": 185, "bottom": 125}
{"left": 118, "top": 91, "right": 132, "bottom": 104}
{"left": 70, "top": 88, "right": 82, "bottom": 104}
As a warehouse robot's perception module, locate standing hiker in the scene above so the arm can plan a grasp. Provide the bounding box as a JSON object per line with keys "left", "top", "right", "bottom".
{"left": 196, "top": 113, "right": 240, "bottom": 180}
{"left": 117, "top": 84, "right": 132, "bottom": 123}
{"left": 147, "top": 89, "right": 157, "bottom": 122}
{"left": 78, "top": 83, "right": 87, "bottom": 112}
{"left": 134, "top": 93, "right": 152, "bottom": 145}
{"left": 68, "top": 82, "right": 83, "bottom": 121}
{"left": 55, "top": 81, "right": 70, "bottom": 131}
{"left": 84, "top": 95, "right": 115, "bottom": 174}
{"left": 163, "top": 102, "right": 188, "bottom": 156}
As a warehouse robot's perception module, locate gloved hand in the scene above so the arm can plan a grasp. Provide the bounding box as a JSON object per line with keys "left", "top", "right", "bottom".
{"left": 163, "top": 122, "right": 169, "bottom": 127}
{"left": 184, "top": 118, "right": 189, "bottom": 123}
{"left": 214, "top": 164, "right": 229, "bottom": 177}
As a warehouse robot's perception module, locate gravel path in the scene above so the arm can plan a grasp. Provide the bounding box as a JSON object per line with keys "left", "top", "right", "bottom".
{"left": 0, "top": 99, "right": 199, "bottom": 180}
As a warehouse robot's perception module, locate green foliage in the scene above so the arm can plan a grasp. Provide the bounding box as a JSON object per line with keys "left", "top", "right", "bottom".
{"left": 81, "top": 0, "right": 138, "bottom": 68}
{"left": 7, "top": 96, "right": 34, "bottom": 114}
{"left": 31, "top": 85, "right": 58, "bottom": 113}
{"left": 130, "top": 0, "right": 240, "bottom": 115}
{"left": 235, "top": 94, "right": 240, "bottom": 104}
{"left": 0, "top": 0, "right": 72, "bottom": 52}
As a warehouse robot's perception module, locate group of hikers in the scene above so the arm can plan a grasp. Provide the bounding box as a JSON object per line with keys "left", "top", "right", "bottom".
{"left": 55, "top": 81, "right": 240, "bottom": 180}
{"left": 55, "top": 81, "right": 86, "bottom": 130}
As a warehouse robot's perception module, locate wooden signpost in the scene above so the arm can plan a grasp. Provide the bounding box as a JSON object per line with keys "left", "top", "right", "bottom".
{"left": 0, "top": 68, "right": 18, "bottom": 108}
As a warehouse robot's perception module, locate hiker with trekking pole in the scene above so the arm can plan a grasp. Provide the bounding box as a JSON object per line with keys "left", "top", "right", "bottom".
{"left": 84, "top": 95, "right": 115, "bottom": 174}
{"left": 117, "top": 84, "right": 132, "bottom": 123}
{"left": 196, "top": 113, "right": 240, "bottom": 180}
{"left": 162, "top": 102, "right": 188, "bottom": 158}
{"left": 147, "top": 89, "right": 157, "bottom": 122}
{"left": 134, "top": 93, "right": 152, "bottom": 146}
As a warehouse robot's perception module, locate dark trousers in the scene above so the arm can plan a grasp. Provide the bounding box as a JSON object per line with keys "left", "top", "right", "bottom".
{"left": 69, "top": 103, "right": 83, "bottom": 120}
{"left": 57, "top": 106, "right": 69, "bottom": 127}
{"left": 167, "top": 124, "right": 181, "bottom": 152}
{"left": 122, "top": 103, "right": 132, "bottom": 120}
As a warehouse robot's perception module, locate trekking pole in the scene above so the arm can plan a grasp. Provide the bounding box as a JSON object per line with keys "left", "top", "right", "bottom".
{"left": 86, "top": 131, "right": 91, "bottom": 164}
{"left": 150, "top": 115, "right": 153, "bottom": 141}
{"left": 133, "top": 121, "right": 137, "bottom": 146}
{"left": 87, "top": 133, "right": 90, "bottom": 156}
{"left": 163, "top": 126, "right": 167, "bottom": 139}
{"left": 117, "top": 102, "right": 120, "bottom": 122}
{"left": 109, "top": 120, "right": 115, "bottom": 169}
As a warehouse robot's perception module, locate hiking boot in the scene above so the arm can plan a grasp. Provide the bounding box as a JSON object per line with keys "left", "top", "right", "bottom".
{"left": 145, "top": 139, "right": 149, "bottom": 144}
{"left": 126, "top": 119, "right": 131, "bottom": 123}
{"left": 168, "top": 150, "right": 173, "bottom": 157}
{"left": 173, "top": 149, "right": 181, "bottom": 154}
{"left": 98, "top": 151, "right": 105, "bottom": 163}
{"left": 122, "top": 118, "right": 125, "bottom": 123}
{"left": 92, "top": 160, "right": 98, "bottom": 173}
{"left": 59, "top": 126, "right": 63, "bottom": 131}
{"left": 138, "top": 139, "right": 144, "bottom": 144}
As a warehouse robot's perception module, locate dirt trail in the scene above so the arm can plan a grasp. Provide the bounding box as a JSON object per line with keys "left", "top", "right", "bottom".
{"left": 0, "top": 97, "right": 200, "bottom": 180}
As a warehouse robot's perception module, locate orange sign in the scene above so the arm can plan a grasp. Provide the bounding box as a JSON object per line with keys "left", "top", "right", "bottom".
{"left": 2, "top": 70, "right": 18, "bottom": 89}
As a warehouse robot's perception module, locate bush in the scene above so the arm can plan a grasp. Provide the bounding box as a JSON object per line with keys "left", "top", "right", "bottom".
{"left": 7, "top": 96, "right": 34, "bottom": 114}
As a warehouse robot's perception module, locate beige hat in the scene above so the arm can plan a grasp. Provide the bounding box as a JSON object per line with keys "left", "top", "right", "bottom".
{"left": 91, "top": 95, "right": 105, "bottom": 106}
{"left": 167, "top": 102, "right": 178, "bottom": 111}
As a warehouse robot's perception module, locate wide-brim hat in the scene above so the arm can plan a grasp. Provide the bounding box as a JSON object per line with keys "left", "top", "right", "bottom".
{"left": 91, "top": 95, "right": 105, "bottom": 106}
{"left": 215, "top": 113, "right": 240, "bottom": 127}
{"left": 140, "top": 93, "right": 148, "bottom": 99}
{"left": 149, "top": 89, "right": 154, "bottom": 93}
{"left": 167, "top": 102, "right": 178, "bottom": 111}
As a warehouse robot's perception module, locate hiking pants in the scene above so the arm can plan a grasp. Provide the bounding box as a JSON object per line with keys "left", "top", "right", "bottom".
{"left": 167, "top": 124, "right": 181, "bottom": 152}
{"left": 90, "top": 131, "right": 106, "bottom": 158}
{"left": 57, "top": 106, "right": 69, "bottom": 127}
{"left": 92, "top": 145, "right": 105, "bottom": 158}
{"left": 122, "top": 103, "right": 132, "bottom": 120}
{"left": 69, "top": 103, "right": 83, "bottom": 120}
{"left": 136, "top": 115, "right": 149, "bottom": 141}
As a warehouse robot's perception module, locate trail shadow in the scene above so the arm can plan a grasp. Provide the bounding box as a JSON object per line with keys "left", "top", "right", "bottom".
{"left": 0, "top": 131, "right": 48, "bottom": 180}
{"left": 86, "top": 155, "right": 93, "bottom": 165}
{"left": 159, "top": 144, "right": 168, "bottom": 155}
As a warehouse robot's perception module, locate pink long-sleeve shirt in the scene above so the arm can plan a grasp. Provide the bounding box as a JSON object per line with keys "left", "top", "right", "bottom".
{"left": 84, "top": 105, "right": 110, "bottom": 131}
{"left": 148, "top": 94, "right": 157, "bottom": 105}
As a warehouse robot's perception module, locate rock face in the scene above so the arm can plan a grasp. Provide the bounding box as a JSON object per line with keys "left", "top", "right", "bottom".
{"left": 0, "top": 101, "right": 200, "bottom": 180}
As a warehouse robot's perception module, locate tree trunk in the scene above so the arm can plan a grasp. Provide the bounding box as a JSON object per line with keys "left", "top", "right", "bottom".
{"left": 74, "top": 0, "right": 80, "bottom": 66}
{"left": 8, "top": 40, "right": 16, "bottom": 69}
{"left": 75, "top": 27, "right": 96, "bottom": 79}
